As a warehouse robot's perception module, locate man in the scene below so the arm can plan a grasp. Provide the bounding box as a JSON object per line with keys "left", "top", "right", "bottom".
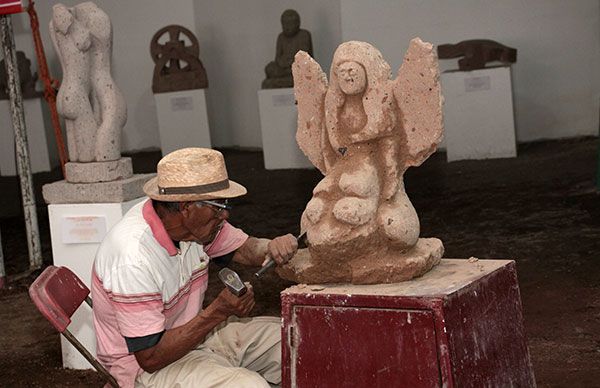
{"left": 91, "top": 148, "right": 298, "bottom": 388}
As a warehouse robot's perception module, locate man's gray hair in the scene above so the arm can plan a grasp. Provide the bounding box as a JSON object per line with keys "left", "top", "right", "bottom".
{"left": 151, "top": 199, "right": 181, "bottom": 213}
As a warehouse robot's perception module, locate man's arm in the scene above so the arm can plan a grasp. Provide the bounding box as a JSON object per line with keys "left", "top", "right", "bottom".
{"left": 233, "top": 234, "right": 297, "bottom": 267}
{"left": 133, "top": 286, "right": 255, "bottom": 373}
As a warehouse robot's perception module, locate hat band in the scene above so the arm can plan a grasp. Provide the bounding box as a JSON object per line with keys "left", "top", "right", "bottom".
{"left": 158, "top": 179, "right": 230, "bottom": 195}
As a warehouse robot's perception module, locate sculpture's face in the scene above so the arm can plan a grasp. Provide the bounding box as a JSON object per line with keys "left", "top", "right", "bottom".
{"left": 336, "top": 61, "right": 366, "bottom": 95}
{"left": 281, "top": 13, "right": 300, "bottom": 37}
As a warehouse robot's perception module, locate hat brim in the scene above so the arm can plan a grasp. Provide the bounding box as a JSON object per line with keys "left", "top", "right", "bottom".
{"left": 143, "top": 176, "right": 247, "bottom": 202}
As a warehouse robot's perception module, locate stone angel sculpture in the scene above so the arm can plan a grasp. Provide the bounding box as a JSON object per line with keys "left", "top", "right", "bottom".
{"left": 277, "top": 38, "right": 445, "bottom": 284}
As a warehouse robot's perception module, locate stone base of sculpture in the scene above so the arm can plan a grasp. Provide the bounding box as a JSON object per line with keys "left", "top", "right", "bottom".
{"left": 42, "top": 173, "right": 154, "bottom": 204}
{"left": 45, "top": 156, "right": 152, "bottom": 203}
{"left": 65, "top": 157, "right": 133, "bottom": 183}
{"left": 277, "top": 237, "right": 443, "bottom": 284}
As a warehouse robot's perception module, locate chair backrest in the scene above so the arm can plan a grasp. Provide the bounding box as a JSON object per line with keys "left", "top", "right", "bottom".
{"left": 29, "top": 266, "right": 120, "bottom": 387}
{"left": 29, "top": 265, "right": 90, "bottom": 333}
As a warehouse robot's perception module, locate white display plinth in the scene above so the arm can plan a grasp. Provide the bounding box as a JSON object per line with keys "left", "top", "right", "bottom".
{"left": 258, "top": 88, "right": 312, "bottom": 169}
{"left": 0, "top": 97, "right": 57, "bottom": 176}
{"left": 441, "top": 66, "right": 517, "bottom": 162}
{"left": 48, "top": 197, "right": 145, "bottom": 369}
{"left": 154, "top": 89, "right": 212, "bottom": 155}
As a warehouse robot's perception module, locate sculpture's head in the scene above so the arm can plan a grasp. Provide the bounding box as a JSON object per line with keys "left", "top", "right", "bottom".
{"left": 330, "top": 41, "right": 391, "bottom": 95}
{"left": 325, "top": 41, "right": 395, "bottom": 141}
{"left": 281, "top": 9, "right": 300, "bottom": 37}
{"left": 335, "top": 61, "right": 366, "bottom": 96}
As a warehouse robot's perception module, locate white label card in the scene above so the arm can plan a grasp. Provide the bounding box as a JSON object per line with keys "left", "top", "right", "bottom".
{"left": 465, "top": 76, "right": 491, "bottom": 92}
{"left": 61, "top": 216, "right": 108, "bottom": 244}
{"left": 171, "top": 96, "right": 194, "bottom": 111}
{"left": 272, "top": 93, "right": 296, "bottom": 107}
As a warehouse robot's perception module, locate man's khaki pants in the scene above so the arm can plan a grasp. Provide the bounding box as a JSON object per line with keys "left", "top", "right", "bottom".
{"left": 135, "top": 316, "right": 281, "bottom": 388}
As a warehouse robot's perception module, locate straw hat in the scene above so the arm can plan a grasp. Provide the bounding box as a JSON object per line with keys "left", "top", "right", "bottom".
{"left": 143, "top": 148, "right": 247, "bottom": 201}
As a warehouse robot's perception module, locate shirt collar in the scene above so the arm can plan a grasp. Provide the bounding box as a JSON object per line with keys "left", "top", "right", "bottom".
{"left": 142, "top": 199, "right": 179, "bottom": 256}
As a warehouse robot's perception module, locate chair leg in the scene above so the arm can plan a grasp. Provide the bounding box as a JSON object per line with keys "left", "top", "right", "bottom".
{"left": 62, "top": 330, "right": 119, "bottom": 387}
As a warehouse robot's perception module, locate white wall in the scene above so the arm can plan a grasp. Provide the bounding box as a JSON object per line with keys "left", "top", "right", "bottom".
{"left": 10, "top": 0, "right": 197, "bottom": 153}
{"left": 193, "top": 0, "right": 341, "bottom": 148}
{"left": 4, "top": 1, "right": 598, "bottom": 153}
{"left": 8, "top": 0, "right": 341, "bottom": 152}
{"left": 340, "top": 0, "right": 600, "bottom": 142}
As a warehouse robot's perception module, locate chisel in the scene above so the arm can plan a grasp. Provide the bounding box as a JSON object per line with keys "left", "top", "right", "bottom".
{"left": 254, "top": 232, "right": 308, "bottom": 278}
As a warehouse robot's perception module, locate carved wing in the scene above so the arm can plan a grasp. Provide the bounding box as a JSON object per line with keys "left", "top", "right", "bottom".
{"left": 292, "top": 51, "right": 329, "bottom": 174}
{"left": 393, "top": 38, "right": 444, "bottom": 167}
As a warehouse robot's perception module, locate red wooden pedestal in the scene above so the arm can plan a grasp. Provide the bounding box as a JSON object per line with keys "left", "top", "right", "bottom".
{"left": 281, "top": 259, "right": 535, "bottom": 388}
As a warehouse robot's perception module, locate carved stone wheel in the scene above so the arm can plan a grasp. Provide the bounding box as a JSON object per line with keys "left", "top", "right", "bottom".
{"left": 150, "top": 24, "right": 208, "bottom": 93}
{"left": 150, "top": 25, "right": 199, "bottom": 73}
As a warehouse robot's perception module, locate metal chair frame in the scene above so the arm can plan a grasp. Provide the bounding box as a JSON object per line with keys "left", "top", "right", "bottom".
{"left": 29, "top": 265, "right": 119, "bottom": 387}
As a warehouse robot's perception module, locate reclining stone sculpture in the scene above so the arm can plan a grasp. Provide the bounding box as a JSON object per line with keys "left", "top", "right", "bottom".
{"left": 437, "top": 39, "right": 517, "bottom": 71}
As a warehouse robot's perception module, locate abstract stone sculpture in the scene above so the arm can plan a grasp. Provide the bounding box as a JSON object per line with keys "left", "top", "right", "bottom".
{"left": 0, "top": 51, "right": 41, "bottom": 100}
{"left": 49, "top": 1, "right": 126, "bottom": 163}
{"left": 150, "top": 25, "right": 208, "bottom": 93}
{"left": 278, "top": 38, "right": 444, "bottom": 285}
{"left": 44, "top": 2, "right": 153, "bottom": 204}
{"left": 437, "top": 39, "right": 517, "bottom": 71}
{"left": 262, "top": 9, "right": 312, "bottom": 89}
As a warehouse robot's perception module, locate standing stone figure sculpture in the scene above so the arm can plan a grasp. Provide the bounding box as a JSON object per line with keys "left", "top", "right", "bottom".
{"left": 43, "top": 2, "right": 154, "bottom": 204}
{"left": 150, "top": 25, "right": 208, "bottom": 93}
{"left": 49, "top": 2, "right": 126, "bottom": 162}
{"left": 278, "top": 38, "right": 444, "bottom": 284}
{"left": 261, "top": 9, "right": 312, "bottom": 89}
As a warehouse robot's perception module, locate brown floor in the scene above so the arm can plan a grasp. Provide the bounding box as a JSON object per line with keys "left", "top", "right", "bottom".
{"left": 0, "top": 137, "right": 599, "bottom": 387}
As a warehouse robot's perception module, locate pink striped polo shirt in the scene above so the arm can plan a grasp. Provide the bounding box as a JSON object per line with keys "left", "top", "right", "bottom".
{"left": 91, "top": 199, "right": 248, "bottom": 388}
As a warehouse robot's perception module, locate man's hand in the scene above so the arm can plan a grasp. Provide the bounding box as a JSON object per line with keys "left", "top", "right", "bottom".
{"left": 233, "top": 234, "right": 299, "bottom": 267}
{"left": 210, "top": 283, "right": 255, "bottom": 318}
{"left": 133, "top": 283, "right": 254, "bottom": 373}
{"left": 264, "top": 234, "right": 298, "bottom": 266}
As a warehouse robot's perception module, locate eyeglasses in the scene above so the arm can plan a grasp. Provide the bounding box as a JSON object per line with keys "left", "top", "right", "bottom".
{"left": 194, "top": 199, "right": 232, "bottom": 213}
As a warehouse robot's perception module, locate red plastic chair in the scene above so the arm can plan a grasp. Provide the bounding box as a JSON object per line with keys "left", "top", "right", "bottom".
{"left": 29, "top": 266, "right": 119, "bottom": 387}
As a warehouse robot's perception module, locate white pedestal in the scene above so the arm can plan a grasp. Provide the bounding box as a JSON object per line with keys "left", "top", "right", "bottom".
{"left": 258, "top": 88, "right": 312, "bottom": 169}
{"left": 441, "top": 66, "right": 517, "bottom": 162}
{"left": 48, "top": 197, "right": 145, "bottom": 369}
{"left": 154, "top": 89, "right": 212, "bottom": 155}
{"left": 0, "top": 97, "right": 57, "bottom": 176}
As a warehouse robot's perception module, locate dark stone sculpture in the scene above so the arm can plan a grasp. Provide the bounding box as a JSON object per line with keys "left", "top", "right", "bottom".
{"left": 0, "top": 51, "right": 42, "bottom": 100}
{"left": 262, "top": 9, "right": 312, "bottom": 89}
{"left": 437, "top": 40, "right": 517, "bottom": 71}
{"left": 150, "top": 25, "right": 208, "bottom": 93}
